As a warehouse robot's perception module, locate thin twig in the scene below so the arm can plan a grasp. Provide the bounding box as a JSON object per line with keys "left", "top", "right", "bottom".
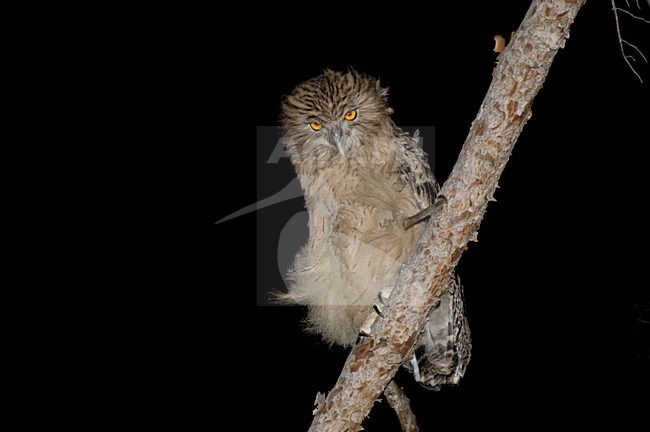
{"left": 623, "top": 40, "right": 649, "bottom": 61}
{"left": 384, "top": 381, "right": 419, "bottom": 432}
{"left": 611, "top": 0, "right": 647, "bottom": 83}
{"left": 615, "top": 6, "right": 650, "bottom": 23}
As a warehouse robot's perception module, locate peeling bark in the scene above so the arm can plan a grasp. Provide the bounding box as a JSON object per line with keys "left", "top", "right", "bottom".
{"left": 308, "top": 1, "right": 586, "bottom": 430}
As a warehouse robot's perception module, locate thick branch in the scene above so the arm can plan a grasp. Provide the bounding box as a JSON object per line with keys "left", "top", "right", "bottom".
{"left": 383, "top": 381, "right": 419, "bottom": 432}
{"left": 308, "top": 1, "right": 586, "bottom": 430}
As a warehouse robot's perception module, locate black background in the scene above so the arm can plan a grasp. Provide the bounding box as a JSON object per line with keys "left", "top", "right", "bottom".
{"left": 184, "top": 1, "right": 649, "bottom": 429}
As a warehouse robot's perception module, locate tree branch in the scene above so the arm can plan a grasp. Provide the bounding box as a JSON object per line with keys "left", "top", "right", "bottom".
{"left": 308, "top": 1, "right": 586, "bottom": 430}
{"left": 616, "top": 6, "right": 650, "bottom": 23}
{"left": 383, "top": 381, "right": 419, "bottom": 432}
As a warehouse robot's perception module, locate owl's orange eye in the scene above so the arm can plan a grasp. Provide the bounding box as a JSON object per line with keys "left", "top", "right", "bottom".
{"left": 310, "top": 122, "right": 323, "bottom": 131}
{"left": 344, "top": 109, "right": 357, "bottom": 121}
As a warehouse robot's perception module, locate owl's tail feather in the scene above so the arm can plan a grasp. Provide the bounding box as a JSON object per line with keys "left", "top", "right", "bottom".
{"left": 403, "top": 274, "right": 472, "bottom": 391}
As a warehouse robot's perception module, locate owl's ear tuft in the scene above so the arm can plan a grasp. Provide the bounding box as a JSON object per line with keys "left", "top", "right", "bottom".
{"left": 376, "top": 81, "right": 390, "bottom": 100}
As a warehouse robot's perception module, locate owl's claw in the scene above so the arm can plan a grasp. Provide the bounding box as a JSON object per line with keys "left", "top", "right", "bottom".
{"left": 410, "top": 354, "right": 423, "bottom": 383}
{"left": 378, "top": 286, "right": 393, "bottom": 303}
{"left": 359, "top": 313, "right": 376, "bottom": 337}
{"left": 359, "top": 286, "right": 395, "bottom": 337}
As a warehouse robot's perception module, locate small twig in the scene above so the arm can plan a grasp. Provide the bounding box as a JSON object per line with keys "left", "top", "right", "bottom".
{"left": 403, "top": 195, "right": 447, "bottom": 229}
{"left": 623, "top": 40, "right": 649, "bottom": 61}
{"left": 616, "top": 6, "right": 650, "bottom": 22}
{"left": 611, "top": 0, "right": 649, "bottom": 83}
{"left": 384, "top": 381, "right": 419, "bottom": 432}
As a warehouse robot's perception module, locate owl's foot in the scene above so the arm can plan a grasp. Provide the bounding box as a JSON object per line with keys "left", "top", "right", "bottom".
{"left": 359, "top": 287, "right": 394, "bottom": 337}
{"left": 409, "top": 354, "right": 423, "bottom": 383}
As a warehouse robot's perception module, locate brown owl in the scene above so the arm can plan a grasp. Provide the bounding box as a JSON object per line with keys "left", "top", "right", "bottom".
{"left": 278, "top": 69, "right": 470, "bottom": 389}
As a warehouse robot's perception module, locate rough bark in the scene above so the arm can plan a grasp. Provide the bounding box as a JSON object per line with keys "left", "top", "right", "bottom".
{"left": 308, "top": 1, "right": 586, "bottom": 430}
{"left": 383, "top": 381, "right": 419, "bottom": 432}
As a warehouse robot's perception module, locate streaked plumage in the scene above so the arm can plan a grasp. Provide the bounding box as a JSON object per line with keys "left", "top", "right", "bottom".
{"left": 278, "top": 69, "right": 471, "bottom": 389}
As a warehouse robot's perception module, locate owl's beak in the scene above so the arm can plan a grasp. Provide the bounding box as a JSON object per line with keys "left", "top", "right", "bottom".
{"left": 336, "top": 139, "right": 346, "bottom": 156}
{"left": 328, "top": 126, "right": 346, "bottom": 156}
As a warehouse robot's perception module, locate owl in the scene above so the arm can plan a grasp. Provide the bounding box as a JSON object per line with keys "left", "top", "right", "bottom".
{"left": 278, "top": 69, "right": 471, "bottom": 390}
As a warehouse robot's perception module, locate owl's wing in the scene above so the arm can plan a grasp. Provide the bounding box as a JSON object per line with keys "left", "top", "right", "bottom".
{"left": 396, "top": 130, "right": 439, "bottom": 212}
{"left": 404, "top": 274, "right": 472, "bottom": 391}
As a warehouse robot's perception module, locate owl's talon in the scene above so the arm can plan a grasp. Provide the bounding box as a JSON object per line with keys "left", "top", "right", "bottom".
{"left": 410, "top": 354, "right": 423, "bottom": 383}
{"left": 378, "top": 286, "right": 393, "bottom": 303}
{"left": 360, "top": 287, "right": 396, "bottom": 336}
{"left": 359, "top": 311, "right": 377, "bottom": 337}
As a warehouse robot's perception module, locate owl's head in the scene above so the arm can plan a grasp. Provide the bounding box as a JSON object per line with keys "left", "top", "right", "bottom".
{"left": 281, "top": 69, "right": 394, "bottom": 167}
